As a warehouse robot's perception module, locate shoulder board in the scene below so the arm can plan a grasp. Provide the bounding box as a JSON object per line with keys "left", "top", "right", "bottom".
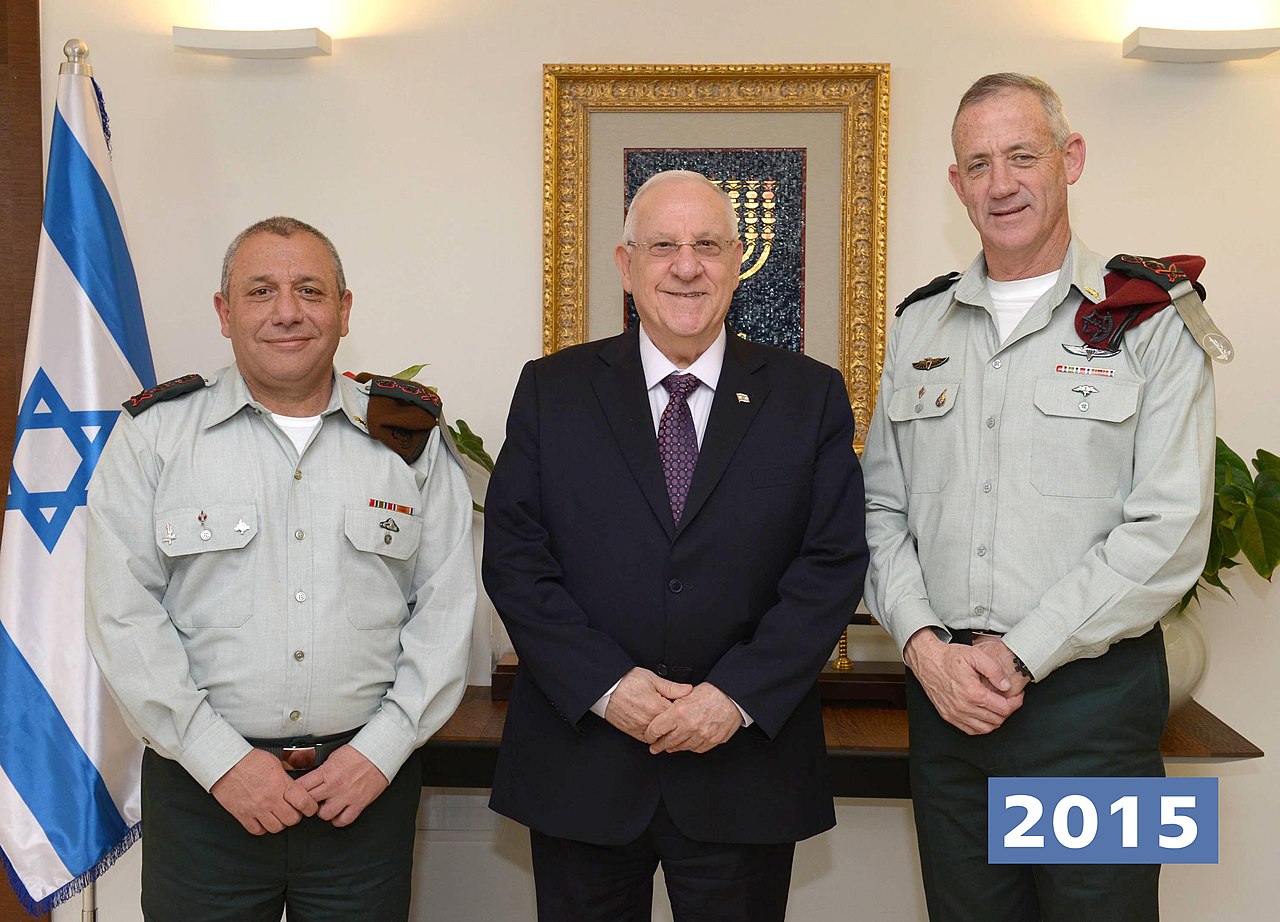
{"left": 1105, "top": 254, "right": 1203, "bottom": 293}
{"left": 895, "top": 271, "right": 961, "bottom": 316}
{"left": 366, "top": 376, "right": 442, "bottom": 418}
{"left": 122, "top": 374, "right": 206, "bottom": 417}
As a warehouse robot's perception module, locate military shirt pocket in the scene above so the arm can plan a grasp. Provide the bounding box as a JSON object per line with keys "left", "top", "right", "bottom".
{"left": 155, "top": 503, "right": 258, "bottom": 627}
{"left": 1030, "top": 378, "right": 1140, "bottom": 498}
{"left": 886, "top": 380, "right": 959, "bottom": 493}
{"left": 342, "top": 506, "right": 423, "bottom": 629}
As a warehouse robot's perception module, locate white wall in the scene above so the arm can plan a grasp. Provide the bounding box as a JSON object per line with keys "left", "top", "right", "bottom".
{"left": 41, "top": 1, "right": 1278, "bottom": 919}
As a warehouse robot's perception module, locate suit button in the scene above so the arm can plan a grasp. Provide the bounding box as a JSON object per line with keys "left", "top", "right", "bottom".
{"left": 656, "top": 664, "right": 668, "bottom": 677}
{"left": 668, "top": 580, "right": 683, "bottom": 593}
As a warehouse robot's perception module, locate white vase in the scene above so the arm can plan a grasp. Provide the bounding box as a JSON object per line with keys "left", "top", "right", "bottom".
{"left": 1160, "top": 608, "right": 1210, "bottom": 714}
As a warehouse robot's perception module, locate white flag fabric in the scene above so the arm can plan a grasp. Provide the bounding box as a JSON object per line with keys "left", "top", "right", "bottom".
{"left": 0, "top": 54, "right": 154, "bottom": 915}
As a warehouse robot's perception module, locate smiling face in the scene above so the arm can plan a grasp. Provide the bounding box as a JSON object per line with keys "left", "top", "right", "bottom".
{"left": 614, "top": 177, "right": 743, "bottom": 367}
{"left": 948, "top": 89, "right": 1085, "bottom": 280}
{"left": 213, "top": 231, "right": 352, "bottom": 415}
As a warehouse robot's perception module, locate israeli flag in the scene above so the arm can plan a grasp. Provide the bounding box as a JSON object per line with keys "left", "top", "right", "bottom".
{"left": 0, "top": 44, "right": 154, "bottom": 915}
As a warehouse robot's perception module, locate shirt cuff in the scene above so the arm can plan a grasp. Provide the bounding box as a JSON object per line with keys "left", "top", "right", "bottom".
{"left": 882, "top": 598, "right": 949, "bottom": 655}
{"left": 349, "top": 711, "right": 416, "bottom": 783}
{"left": 732, "top": 699, "right": 753, "bottom": 728}
{"left": 179, "top": 719, "right": 253, "bottom": 792}
{"left": 590, "top": 679, "right": 623, "bottom": 719}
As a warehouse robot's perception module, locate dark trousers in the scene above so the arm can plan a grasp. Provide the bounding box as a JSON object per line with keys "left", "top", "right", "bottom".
{"left": 907, "top": 626, "right": 1169, "bottom": 922}
{"left": 140, "top": 748, "right": 422, "bottom": 922}
{"left": 529, "top": 799, "right": 796, "bottom": 922}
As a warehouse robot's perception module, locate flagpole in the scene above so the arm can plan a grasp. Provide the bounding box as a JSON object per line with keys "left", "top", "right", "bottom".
{"left": 66, "top": 42, "right": 100, "bottom": 922}
{"left": 0, "top": 30, "right": 150, "bottom": 918}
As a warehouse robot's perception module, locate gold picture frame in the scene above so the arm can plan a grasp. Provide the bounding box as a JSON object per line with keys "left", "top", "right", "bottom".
{"left": 542, "top": 63, "right": 890, "bottom": 441}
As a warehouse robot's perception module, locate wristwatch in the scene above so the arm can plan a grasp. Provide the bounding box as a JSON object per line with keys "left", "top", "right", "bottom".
{"left": 1011, "top": 653, "right": 1034, "bottom": 681}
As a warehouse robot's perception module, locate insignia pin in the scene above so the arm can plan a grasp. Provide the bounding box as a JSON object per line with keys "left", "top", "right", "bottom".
{"left": 736, "top": 393, "right": 750, "bottom": 404}
{"left": 234, "top": 519, "right": 250, "bottom": 535}
{"left": 935, "top": 389, "right": 948, "bottom": 408}
{"left": 918, "top": 386, "right": 926, "bottom": 398}
{"left": 1071, "top": 384, "right": 1099, "bottom": 398}
{"left": 379, "top": 518, "right": 400, "bottom": 533}
{"left": 1084, "top": 287, "right": 1100, "bottom": 300}
{"left": 911, "top": 357, "right": 951, "bottom": 371}
{"left": 162, "top": 524, "right": 177, "bottom": 545}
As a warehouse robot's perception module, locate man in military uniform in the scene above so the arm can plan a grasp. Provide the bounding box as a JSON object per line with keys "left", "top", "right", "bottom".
{"left": 862, "top": 74, "right": 1216, "bottom": 921}
{"left": 86, "top": 217, "right": 476, "bottom": 920}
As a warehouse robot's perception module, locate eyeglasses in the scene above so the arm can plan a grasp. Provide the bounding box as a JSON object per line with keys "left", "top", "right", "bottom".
{"left": 625, "top": 238, "right": 737, "bottom": 259}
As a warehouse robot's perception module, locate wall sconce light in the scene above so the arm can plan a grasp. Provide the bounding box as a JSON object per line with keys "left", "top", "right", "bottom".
{"left": 172, "top": 27, "right": 332, "bottom": 59}
{"left": 1123, "top": 26, "right": 1280, "bottom": 62}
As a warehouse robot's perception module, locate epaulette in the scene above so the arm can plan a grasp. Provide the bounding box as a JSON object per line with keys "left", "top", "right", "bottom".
{"left": 122, "top": 374, "right": 206, "bottom": 417}
{"left": 348, "top": 372, "right": 442, "bottom": 464}
{"left": 1074, "top": 254, "right": 1233, "bottom": 363}
{"left": 895, "top": 271, "right": 961, "bottom": 316}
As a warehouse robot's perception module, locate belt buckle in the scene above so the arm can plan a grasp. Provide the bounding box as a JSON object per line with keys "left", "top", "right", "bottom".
{"left": 280, "top": 744, "right": 317, "bottom": 771}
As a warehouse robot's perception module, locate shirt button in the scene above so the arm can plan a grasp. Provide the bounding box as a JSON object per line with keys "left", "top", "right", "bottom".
{"left": 294, "top": 469, "right": 303, "bottom": 481}
{"left": 982, "top": 481, "right": 992, "bottom": 493}
{"left": 1079, "top": 401, "right": 1090, "bottom": 412}
{"left": 655, "top": 664, "right": 668, "bottom": 677}
{"left": 986, "top": 417, "right": 996, "bottom": 428}
{"left": 991, "top": 359, "right": 1003, "bottom": 369}
{"left": 295, "top": 590, "right": 307, "bottom": 602}
{"left": 294, "top": 650, "right": 305, "bottom": 661}
{"left": 294, "top": 529, "right": 305, "bottom": 540}
{"left": 289, "top": 710, "right": 301, "bottom": 721}
{"left": 914, "top": 403, "right": 924, "bottom": 413}
{"left": 973, "top": 605, "right": 985, "bottom": 616}
{"left": 668, "top": 579, "right": 683, "bottom": 593}
{"left": 976, "top": 545, "right": 987, "bottom": 557}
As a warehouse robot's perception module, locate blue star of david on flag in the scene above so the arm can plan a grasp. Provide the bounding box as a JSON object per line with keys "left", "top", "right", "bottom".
{"left": 8, "top": 368, "right": 119, "bottom": 553}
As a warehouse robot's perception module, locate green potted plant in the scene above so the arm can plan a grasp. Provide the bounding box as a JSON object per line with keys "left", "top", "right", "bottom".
{"left": 1181, "top": 438, "right": 1279, "bottom": 611}
{"left": 1163, "top": 438, "right": 1278, "bottom": 709}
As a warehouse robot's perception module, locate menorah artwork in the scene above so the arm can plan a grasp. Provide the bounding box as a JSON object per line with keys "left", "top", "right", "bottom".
{"left": 713, "top": 178, "right": 778, "bottom": 282}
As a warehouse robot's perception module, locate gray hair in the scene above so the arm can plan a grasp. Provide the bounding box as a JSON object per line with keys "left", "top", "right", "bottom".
{"left": 952, "top": 73, "right": 1073, "bottom": 150}
{"left": 620, "top": 170, "right": 739, "bottom": 245}
{"left": 220, "top": 216, "right": 346, "bottom": 296}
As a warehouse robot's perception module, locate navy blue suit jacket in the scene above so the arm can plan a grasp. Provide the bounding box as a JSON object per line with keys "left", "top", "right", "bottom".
{"left": 482, "top": 328, "right": 868, "bottom": 845}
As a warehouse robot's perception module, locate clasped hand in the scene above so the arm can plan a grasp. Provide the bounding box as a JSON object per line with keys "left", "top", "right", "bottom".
{"left": 603, "top": 667, "right": 741, "bottom": 755}
{"left": 904, "top": 629, "right": 1030, "bottom": 736}
{"left": 212, "top": 744, "right": 389, "bottom": 835}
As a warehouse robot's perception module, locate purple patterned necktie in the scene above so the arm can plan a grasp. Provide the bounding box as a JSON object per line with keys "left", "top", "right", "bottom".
{"left": 658, "top": 372, "right": 701, "bottom": 525}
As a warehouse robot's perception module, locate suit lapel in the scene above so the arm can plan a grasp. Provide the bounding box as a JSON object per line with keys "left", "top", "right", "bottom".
{"left": 678, "top": 334, "right": 769, "bottom": 534}
{"left": 588, "top": 331, "right": 677, "bottom": 539}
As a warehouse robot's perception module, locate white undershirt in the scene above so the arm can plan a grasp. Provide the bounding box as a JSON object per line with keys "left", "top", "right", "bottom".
{"left": 271, "top": 413, "right": 323, "bottom": 455}
{"left": 987, "top": 270, "right": 1059, "bottom": 344}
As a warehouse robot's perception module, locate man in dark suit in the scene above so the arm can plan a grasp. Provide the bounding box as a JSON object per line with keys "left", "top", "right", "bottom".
{"left": 482, "top": 170, "right": 869, "bottom": 921}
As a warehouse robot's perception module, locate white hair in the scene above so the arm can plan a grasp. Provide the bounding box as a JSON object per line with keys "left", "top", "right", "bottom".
{"left": 620, "top": 170, "right": 739, "bottom": 245}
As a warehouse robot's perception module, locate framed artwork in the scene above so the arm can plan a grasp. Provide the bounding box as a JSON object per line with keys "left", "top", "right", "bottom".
{"left": 542, "top": 63, "right": 890, "bottom": 442}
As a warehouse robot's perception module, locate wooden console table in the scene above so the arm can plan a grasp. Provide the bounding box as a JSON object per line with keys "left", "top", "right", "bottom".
{"left": 421, "top": 687, "right": 1264, "bottom": 798}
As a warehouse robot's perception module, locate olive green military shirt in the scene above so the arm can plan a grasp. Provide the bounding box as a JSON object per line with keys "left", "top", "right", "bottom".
{"left": 85, "top": 368, "right": 476, "bottom": 790}
{"left": 862, "top": 238, "right": 1214, "bottom": 679}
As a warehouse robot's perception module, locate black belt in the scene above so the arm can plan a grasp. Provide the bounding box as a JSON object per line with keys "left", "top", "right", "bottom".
{"left": 244, "top": 726, "right": 362, "bottom": 772}
{"left": 949, "top": 629, "right": 1005, "bottom": 645}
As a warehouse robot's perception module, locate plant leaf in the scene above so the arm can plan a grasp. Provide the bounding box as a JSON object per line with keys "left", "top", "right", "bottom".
{"left": 1237, "top": 469, "right": 1280, "bottom": 580}
{"left": 1254, "top": 448, "right": 1280, "bottom": 476}
{"left": 393, "top": 363, "right": 430, "bottom": 381}
{"left": 448, "top": 419, "right": 495, "bottom": 474}
{"left": 1216, "top": 437, "right": 1250, "bottom": 490}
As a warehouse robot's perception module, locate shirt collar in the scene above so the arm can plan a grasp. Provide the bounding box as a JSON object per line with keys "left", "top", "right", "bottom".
{"left": 952, "top": 234, "right": 1106, "bottom": 313}
{"left": 638, "top": 324, "right": 726, "bottom": 392}
{"left": 204, "top": 365, "right": 346, "bottom": 429}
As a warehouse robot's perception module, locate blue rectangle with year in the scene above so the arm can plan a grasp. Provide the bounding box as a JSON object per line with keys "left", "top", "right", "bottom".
{"left": 987, "top": 777, "right": 1218, "bottom": 864}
